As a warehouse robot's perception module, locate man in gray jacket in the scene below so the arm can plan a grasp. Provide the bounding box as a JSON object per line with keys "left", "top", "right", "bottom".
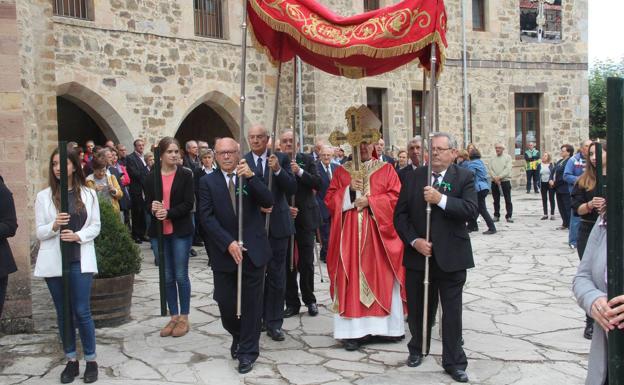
{"left": 488, "top": 143, "right": 514, "bottom": 223}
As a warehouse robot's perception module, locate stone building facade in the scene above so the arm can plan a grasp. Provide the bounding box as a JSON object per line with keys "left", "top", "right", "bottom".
{"left": 0, "top": 0, "right": 587, "bottom": 331}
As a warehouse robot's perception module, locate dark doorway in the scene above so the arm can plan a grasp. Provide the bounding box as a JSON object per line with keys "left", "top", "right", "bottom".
{"left": 57, "top": 96, "right": 108, "bottom": 148}
{"left": 175, "top": 103, "right": 233, "bottom": 149}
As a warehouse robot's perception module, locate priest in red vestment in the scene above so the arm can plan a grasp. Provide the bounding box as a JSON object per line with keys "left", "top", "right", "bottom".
{"left": 324, "top": 142, "right": 406, "bottom": 351}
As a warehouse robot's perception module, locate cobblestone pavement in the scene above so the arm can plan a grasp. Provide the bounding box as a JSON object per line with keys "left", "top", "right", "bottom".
{"left": 0, "top": 192, "right": 590, "bottom": 384}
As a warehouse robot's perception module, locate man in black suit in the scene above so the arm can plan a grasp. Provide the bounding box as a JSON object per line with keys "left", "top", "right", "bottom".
{"left": 316, "top": 145, "right": 338, "bottom": 263}
{"left": 183, "top": 140, "right": 200, "bottom": 172}
{"left": 199, "top": 137, "right": 273, "bottom": 374}
{"left": 397, "top": 136, "right": 423, "bottom": 184}
{"left": 376, "top": 138, "right": 395, "bottom": 165}
{"left": 125, "top": 139, "right": 149, "bottom": 243}
{"left": 245, "top": 125, "right": 297, "bottom": 341}
{"left": 280, "top": 130, "right": 322, "bottom": 318}
{"left": 394, "top": 132, "right": 477, "bottom": 383}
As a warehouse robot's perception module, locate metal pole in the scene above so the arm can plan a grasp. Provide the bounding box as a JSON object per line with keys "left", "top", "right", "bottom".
{"left": 422, "top": 43, "right": 437, "bottom": 357}
{"left": 461, "top": 0, "right": 469, "bottom": 146}
{"left": 153, "top": 148, "right": 166, "bottom": 316}
{"left": 236, "top": 0, "right": 251, "bottom": 319}
{"left": 421, "top": 73, "right": 427, "bottom": 138}
{"left": 58, "top": 141, "right": 72, "bottom": 349}
{"left": 595, "top": 143, "right": 603, "bottom": 198}
{"left": 606, "top": 77, "right": 624, "bottom": 385}
{"left": 297, "top": 56, "right": 305, "bottom": 145}
{"left": 289, "top": 57, "right": 298, "bottom": 272}
{"left": 265, "top": 61, "right": 283, "bottom": 232}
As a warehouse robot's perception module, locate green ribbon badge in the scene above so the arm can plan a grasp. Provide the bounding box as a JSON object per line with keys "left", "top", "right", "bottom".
{"left": 297, "top": 160, "right": 305, "bottom": 168}
{"left": 440, "top": 181, "right": 452, "bottom": 192}
{"left": 236, "top": 185, "right": 248, "bottom": 196}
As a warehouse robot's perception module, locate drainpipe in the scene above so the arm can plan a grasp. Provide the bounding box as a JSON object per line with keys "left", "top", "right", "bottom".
{"left": 461, "top": 0, "right": 470, "bottom": 146}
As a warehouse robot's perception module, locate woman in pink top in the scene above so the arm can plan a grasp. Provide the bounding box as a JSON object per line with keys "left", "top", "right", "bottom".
{"left": 144, "top": 137, "right": 195, "bottom": 338}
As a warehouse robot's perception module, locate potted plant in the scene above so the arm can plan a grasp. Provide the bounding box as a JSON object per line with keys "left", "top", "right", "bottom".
{"left": 91, "top": 199, "right": 142, "bottom": 327}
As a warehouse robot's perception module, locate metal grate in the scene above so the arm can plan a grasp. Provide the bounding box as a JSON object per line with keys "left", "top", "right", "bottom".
{"left": 53, "top": 0, "right": 91, "bottom": 20}
{"left": 194, "top": 0, "right": 224, "bottom": 39}
{"left": 363, "top": 0, "right": 379, "bottom": 12}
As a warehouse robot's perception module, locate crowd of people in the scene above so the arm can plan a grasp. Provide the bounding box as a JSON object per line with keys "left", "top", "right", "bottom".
{"left": 0, "top": 129, "right": 618, "bottom": 385}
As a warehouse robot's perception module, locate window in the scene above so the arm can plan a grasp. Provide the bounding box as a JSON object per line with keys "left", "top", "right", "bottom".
{"left": 366, "top": 87, "right": 386, "bottom": 135}
{"left": 520, "top": 0, "right": 562, "bottom": 42}
{"left": 53, "top": 0, "right": 92, "bottom": 20}
{"left": 364, "top": 0, "right": 380, "bottom": 12}
{"left": 514, "top": 94, "right": 540, "bottom": 157}
{"left": 412, "top": 91, "right": 423, "bottom": 137}
{"left": 472, "top": 0, "right": 485, "bottom": 31}
{"left": 195, "top": 0, "right": 225, "bottom": 39}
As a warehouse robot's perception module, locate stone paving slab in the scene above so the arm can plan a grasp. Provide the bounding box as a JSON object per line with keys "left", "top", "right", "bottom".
{"left": 0, "top": 192, "right": 590, "bottom": 384}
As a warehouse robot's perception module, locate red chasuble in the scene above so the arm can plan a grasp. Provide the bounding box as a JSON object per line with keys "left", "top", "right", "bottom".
{"left": 324, "top": 160, "right": 406, "bottom": 318}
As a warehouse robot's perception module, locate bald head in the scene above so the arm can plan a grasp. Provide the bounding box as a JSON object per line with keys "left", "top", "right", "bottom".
{"left": 214, "top": 137, "right": 240, "bottom": 173}
{"left": 319, "top": 145, "right": 333, "bottom": 167}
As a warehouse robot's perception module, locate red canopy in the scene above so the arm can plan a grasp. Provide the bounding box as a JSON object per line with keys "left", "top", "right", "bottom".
{"left": 247, "top": 0, "right": 447, "bottom": 78}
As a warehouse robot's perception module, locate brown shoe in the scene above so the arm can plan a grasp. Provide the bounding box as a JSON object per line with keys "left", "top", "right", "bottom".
{"left": 160, "top": 319, "right": 177, "bottom": 337}
{"left": 172, "top": 318, "right": 189, "bottom": 337}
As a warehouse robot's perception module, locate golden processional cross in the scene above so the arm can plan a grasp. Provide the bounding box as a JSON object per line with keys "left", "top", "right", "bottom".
{"left": 328, "top": 105, "right": 381, "bottom": 190}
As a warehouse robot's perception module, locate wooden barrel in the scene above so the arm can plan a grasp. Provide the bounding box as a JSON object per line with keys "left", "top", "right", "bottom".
{"left": 90, "top": 274, "right": 134, "bottom": 328}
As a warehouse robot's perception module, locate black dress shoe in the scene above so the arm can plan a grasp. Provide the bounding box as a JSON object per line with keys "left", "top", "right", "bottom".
{"left": 445, "top": 368, "right": 469, "bottom": 383}
{"left": 189, "top": 248, "right": 197, "bottom": 257}
{"left": 267, "top": 328, "right": 285, "bottom": 341}
{"left": 134, "top": 237, "right": 142, "bottom": 244}
{"left": 83, "top": 361, "right": 98, "bottom": 383}
{"left": 307, "top": 303, "right": 319, "bottom": 317}
{"left": 60, "top": 360, "right": 79, "bottom": 383}
{"left": 230, "top": 339, "right": 239, "bottom": 359}
{"left": 406, "top": 353, "right": 423, "bottom": 367}
{"left": 283, "top": 306, "right": 299, "bottom": 318}
{"left": 238, "top": 359, "right": 254, "bottom": 374}
{"left": 343, "top": 339, "right": 360, "bottom": 351}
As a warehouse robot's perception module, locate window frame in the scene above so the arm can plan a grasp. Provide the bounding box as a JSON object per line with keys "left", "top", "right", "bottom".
{"left": 472, "top": 0, "right": 485, "bottom": 31}
{"left": 366, "top": 87, "right": 386, "bottom": 137}
{"left": 363, "top": 0, "right": 380, "bottom": 12}
{"left": 52, "top": 0, "right": 94, "bottom": 21}
{"left": 194, "top": 0, "right": 226, "bottom": 39}
{"left": 514, "top": 93, "right": 541, "bottom": 159}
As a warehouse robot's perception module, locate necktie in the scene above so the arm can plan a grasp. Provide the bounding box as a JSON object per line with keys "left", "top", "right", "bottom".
{"left": 432, "top": 172, "right": 441, "bottom": 189}
{"left": 227, "top": 173, "right": 236, "bottom": 212}
{"left": 257, "top": 156, "right": 264, "bottom": 176}
{"left": 327, "top": 166, "right": 332, "bottom": 180}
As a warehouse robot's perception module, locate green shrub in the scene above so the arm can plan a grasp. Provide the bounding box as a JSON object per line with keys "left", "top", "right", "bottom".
{"left": 94, "top": 199, "right": 141, "bottom": 278}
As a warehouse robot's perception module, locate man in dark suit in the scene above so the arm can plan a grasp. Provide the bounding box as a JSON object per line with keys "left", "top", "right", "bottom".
{"left": 397, "top": 136, "right": 423, "bottom": 184}
{"left": 245, "top": 125, "right": 297, "bottom": 341}
{"left": 316, "top": 145, "right": 338, "bottom": 263}
{"left": 199, "top": 137, "right": 273, "bottom": 374}
{"left": 125, "top": 138, "right": 149, "bottom": 243}
{"left": 280, "top": 130, "right": 322, "bottom": 318}
{"left": 394, "top": 132, "right": 477, "bottom": 383}
{"left": 183, "top": 140, "right": 200, "bottom": 172}
{"left": 376, "top": 138, "right": 395, "bottom": 165}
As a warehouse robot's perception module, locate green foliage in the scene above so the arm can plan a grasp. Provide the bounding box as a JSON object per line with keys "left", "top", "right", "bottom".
{"left": 94, "top": 199, "right": 141, "bottom": 278}
{"left": 589, "top": 59, "right": 624, "bottom": 138}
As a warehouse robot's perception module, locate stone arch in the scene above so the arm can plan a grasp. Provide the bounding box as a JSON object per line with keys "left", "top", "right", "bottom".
{"left": 56, "top": 82, "right": 133, "bottom": 146}
{"left": 173, "top": 90, "right": 250, "bottom": 144}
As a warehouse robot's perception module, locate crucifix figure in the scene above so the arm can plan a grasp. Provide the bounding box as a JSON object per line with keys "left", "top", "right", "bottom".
{"left": 531, "top": 0, "right": 556, "bottom": 42}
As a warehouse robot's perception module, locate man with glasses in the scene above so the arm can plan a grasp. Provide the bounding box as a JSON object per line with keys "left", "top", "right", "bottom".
{"left": 317, "top": 146, "right": 338, "bottom": 263}
{"left": 394, "top": 132, "right": 477, "bottom": 383}
{"left": 198, "top": 137, "right": 273, "bottom": 374}
{"left": 488, "top": 143, "right": 514, "bottom": 223}
{"left": 244, "top": 125, "right": 297, "bottom": 341}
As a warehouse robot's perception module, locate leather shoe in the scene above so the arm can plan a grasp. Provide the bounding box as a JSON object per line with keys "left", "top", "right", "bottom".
{"left": 445, "top": 368, "right": 469, "bottom": 383}
{"left": 307, "top": 303, "right": 319, "bottom": 316}
{"left": 189, "top": 248, "right": 197, "bottom": 257}
{"left": 230, "top": 339, "right": 239, "bottom": 359}
{"left": 267, "top": 328, "right": 285, "bottom": 341}
{"left": 482, "top": 229, "right": 496, "bottom": 235}
{"left": 83, "top": 361, "right": 98, "bottom": 384}
{"left": 283, "top": 306, "right": 299, "bottom": 318}
{"left": 406, "top": 353, "right": 423, "bottom": 367}
{"left": 60, "top": 360, "right": 79, "bottom": 384}
{"left": 343, "top": 339, "right": 360, "bottom": 351}
{"left": 238, "top": 359, "right": 254, "bottom": 374}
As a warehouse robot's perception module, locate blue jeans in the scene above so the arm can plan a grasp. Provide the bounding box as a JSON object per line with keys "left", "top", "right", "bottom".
{"left": 45, "top": 262, "right": 96, "bottom": 360}
{"left": 151, "top": 234, "right": 192, "bottom": 315}
{"left": 569, "top": 209, "right": 580, "bottom": 247}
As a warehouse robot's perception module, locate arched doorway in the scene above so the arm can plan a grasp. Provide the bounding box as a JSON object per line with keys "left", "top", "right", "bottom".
{"left": 175, "top": 103, "right": 234, "bottom": 149}
{"left": 57, "top": 96, "right": 109, "bottom": 147}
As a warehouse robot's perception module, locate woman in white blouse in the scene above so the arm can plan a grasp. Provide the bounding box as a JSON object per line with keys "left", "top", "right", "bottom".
{"left": 34, "top": 148, "right": 101, "bottom": 384}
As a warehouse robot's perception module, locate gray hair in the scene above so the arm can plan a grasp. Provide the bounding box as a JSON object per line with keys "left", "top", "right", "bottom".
{"left": 432, "top": 132, "right": 457, "bottom": 149}
{"left": 409, "top": 135, "right": 423, "bottom": 145}
{"left": 185, "top": 140, "right": 197, "bottom": 151}
{"left": 494, "top": 142, "right": 506, "bottom": 149}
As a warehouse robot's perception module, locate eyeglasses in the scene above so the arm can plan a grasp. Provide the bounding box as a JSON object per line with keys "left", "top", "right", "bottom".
{"left": 431, "top": 147, "right": 451, "bottom": 153}
{"left": 216, "top": 150, "right": 237, "bottom": 157}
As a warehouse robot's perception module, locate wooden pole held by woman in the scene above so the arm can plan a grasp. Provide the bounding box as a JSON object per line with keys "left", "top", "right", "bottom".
{"left": 58, "top": 141, "right": 72, "bottom": 348}
{"left": 153, "top": 148, "right": 167, "bottom": 316}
